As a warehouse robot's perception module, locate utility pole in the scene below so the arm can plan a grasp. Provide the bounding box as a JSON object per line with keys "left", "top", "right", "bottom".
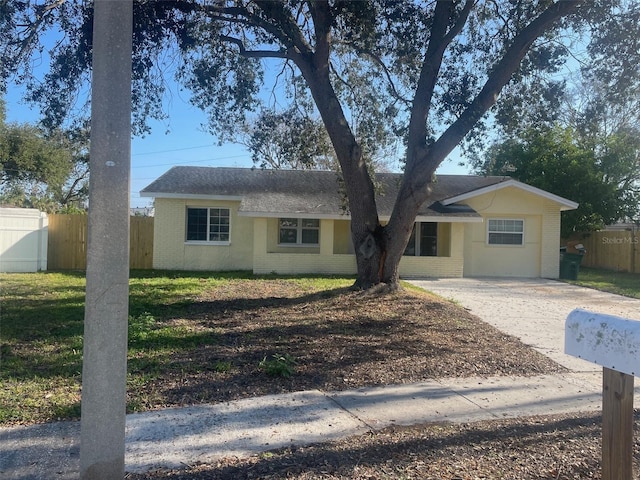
{"left": 79, "top": 1, "right": 133, "bottom": 478}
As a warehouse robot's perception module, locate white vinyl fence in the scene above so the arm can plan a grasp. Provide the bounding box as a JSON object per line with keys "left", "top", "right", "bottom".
{"left": 0, "top": 207, "right": 48, "bottom": 272}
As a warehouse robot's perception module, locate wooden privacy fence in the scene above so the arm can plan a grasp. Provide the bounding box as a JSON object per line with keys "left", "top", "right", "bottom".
{"left": 570, "top": 230, "right": 640, "bottom": 273}
{"left": 47, "top": 214, "right": 154, "bottom": 270}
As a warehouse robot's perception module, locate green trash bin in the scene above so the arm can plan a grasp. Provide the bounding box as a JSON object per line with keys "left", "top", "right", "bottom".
{"left": 559, "top": 252, "right": 584, "bottom": 280}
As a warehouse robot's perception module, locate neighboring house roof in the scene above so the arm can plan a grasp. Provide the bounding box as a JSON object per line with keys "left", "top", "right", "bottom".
{"left": 603, "top": 222, "right": 639, "bottom": 231}
{"left": 140, "top": 166, "right": 577, "bottom": 221}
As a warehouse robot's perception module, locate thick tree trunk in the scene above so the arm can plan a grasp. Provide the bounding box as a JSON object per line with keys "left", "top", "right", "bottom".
{"left": 381, "top": 160, "right": 439, "bottom": 286}
{"left": 298, "top": 57, "right": 419, "bottom": 290}
{"left": 352, "top": 221, "right": 385, "bottom": 289}
{"left": 334, "top": 138, "right": 384, "bottom": 290}
{"left": 313, "top": 106, "right": 382, "bottom": 289}
{"left": 290, "top": 10, "right": 384, "bottom": 290}
{"left": 287, "top": 0, "right": 581, "bottom": 291}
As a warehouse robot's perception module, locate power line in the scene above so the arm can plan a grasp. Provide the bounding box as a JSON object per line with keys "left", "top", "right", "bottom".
{"left": 132, "top": 144, "right": 216, "bottom": 156}
{"left": 131, "top": 154, "right": 251, "bottom": 169}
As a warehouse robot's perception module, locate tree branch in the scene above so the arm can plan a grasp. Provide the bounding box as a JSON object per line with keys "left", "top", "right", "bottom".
{"left": 253, "top": 0, "right": 314, "bottom": 56}
{"left": 10, "top": 0, "right": 68, "bottom": 70}
{"left": 406, "top": 0, "right": 475, "bottom": 167}
{"left": 201, "top": 2, "right": 310, "bottom": 57}
{"left": 308, "top": 1, "right": 332, "bottom": 71}
{"left": 357, "top": 49, "right": 412, "bottom": 107}
{"left": 443, "top": 0, "right": 476, "bottom": 45}
{"left": 61, "top": 171, "right": 88, "bottom": 205}
{"left": 423, "top": 1, "right": 582, "bottom": 176}
{"left": 219, "top": 35, "right": 287, "bottom": 59}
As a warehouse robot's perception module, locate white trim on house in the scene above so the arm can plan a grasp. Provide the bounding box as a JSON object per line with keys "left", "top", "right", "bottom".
{"left": 441, "top": 179, "right": 579, "bottom": 211}
{"left": 238, "top": 211, "right": 484, "bottom": 223}
{"left": 413, "top": 215, "right": 483, "bottom": 223}
{"left": 140, "top": 192, "right": 244, "bottom": 201}
{"left": 486, "top": 218, "right": 525, "bottom": 246}
{"left": 238, "top": 211, "right": 346, "bottom": 220}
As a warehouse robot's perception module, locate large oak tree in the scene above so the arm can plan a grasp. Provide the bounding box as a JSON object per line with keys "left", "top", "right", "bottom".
{"left": 3, "top": 0, "right": 638, "bottom": 288}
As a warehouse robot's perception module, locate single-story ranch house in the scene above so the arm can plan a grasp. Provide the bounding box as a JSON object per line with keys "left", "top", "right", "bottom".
{"left": 140, "top": 166, "right": 578, "bottom": 278}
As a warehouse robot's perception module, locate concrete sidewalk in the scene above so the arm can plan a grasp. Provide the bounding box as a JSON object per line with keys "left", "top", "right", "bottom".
{"left": 3, "top": 278, "right": 640, "bottom": 479}
{"left": 0, "top": 372, "right": 607, "bottom": 479}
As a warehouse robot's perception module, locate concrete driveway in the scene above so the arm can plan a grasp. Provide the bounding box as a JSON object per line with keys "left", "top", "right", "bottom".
{"left": 406, "top": 277, "right": 640, "bottom": 372}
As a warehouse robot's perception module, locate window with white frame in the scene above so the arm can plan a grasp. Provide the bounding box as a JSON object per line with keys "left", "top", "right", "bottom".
{"left": 186, "top": 207, "right": 230, "bottom": 242}
{"left": 487, "top": 218, "right": 524, "bottom": 245}
{"left": 279, "top": 218, "right": 319, "bottom": 245}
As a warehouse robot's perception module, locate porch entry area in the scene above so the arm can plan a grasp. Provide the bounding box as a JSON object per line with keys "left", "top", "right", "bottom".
{"left": 253, "top": 218, "right": 465, "bottom": 277}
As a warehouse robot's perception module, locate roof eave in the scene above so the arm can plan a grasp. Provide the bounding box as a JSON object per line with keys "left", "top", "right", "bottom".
{"left": 238, "top": 211, "right": 348, "bottom": 220}
{"left": 238, "top": 211, "right": 483, "bottom": 223}
{"left": 441, "top": 179, "right": 579, "bottom": 210}
{"left": 139, "top": 192, "right": 244, "bottom": 201}
{"left": 413, "top": 215, "right": 483, "bottom": 223}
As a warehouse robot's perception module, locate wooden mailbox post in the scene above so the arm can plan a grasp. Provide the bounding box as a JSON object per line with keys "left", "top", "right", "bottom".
{"left": 565, "top": 308, "right": 640, "bottom": 480}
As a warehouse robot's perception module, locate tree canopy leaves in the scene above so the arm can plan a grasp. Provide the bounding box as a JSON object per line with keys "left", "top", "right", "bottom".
{"left": 2, "top": 1, "right": 598, "bottom": 151}
{"left": 0, "top": 100, "right": 89, "bottom": 212}
{"left": 243, "top": 108, "right": 335, "bottom": 170}
{"left": 476, "top": 126, "right": 639, "bottom": 236}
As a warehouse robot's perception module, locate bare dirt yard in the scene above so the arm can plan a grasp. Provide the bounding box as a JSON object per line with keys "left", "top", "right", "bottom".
{"left": 127, "top": 279, "right": 640, "bottom": 479}
{"left": 132, "top": 279, "right": 564, "bottom": 407}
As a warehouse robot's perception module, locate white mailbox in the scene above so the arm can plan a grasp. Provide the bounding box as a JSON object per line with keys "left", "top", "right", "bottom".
{"left": 565, "top": 308, "right": 640, "bottom": 480}
{"left": 565, "top": 308, "right": 640, "bottom": 377}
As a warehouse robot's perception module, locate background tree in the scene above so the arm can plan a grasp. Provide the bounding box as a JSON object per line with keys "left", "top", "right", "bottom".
{"left": 475, "top": 126, "right": 634, "bottom": 237}
{"left": 243, "top": 107, "right": 395, "bottom": 172}
{"left": 568, "top": 80, "right": 640, "bottom": 225}
{"left": 3, "top": 1, "right": 639, "bottom": 288}
{"left": 478, "top": 69, "right": 640, "bottom": 234}
{"left": 595, "top": 129, "right": 640, "bottom": 223}
{"left": 0, "top": 100, "right": 89, "bottom": 212}
{"left": 243, "top": 107, "right": 335, "bottom": 170}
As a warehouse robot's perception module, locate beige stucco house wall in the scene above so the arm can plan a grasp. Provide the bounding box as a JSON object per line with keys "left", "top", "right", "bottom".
{"left": 398, "top": 222, "right": 465, "bottom": 278}
{"left": 153, "top": 198, "right": 253, "bottom": 271}
{"left": 461, "top": 186, "right": 562, "bottom": 278}
{"left": 251, "top": 218, "right": 468, "bottom": 277}
{"left": 252, "top": 217, "right": 357, "bottom": 275}
{"left": 152, "top": 199, "right": 472, "bottom": 277}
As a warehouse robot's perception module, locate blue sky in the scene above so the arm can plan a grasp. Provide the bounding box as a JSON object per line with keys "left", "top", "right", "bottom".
{"left": 4, "top": 79, "right": 468, "bottom": 208}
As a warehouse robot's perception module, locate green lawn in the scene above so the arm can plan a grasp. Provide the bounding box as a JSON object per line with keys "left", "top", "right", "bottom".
{"left": 0, "top": 270, "right": 352, "bottom": 424}
{"left": 568, "top": 266, "right": 640, "bottom": 299}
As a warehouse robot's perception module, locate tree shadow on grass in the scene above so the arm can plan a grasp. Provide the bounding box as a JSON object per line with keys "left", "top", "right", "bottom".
{"left": 122, "top": 282, "right": 562, "bottom": 410}
{"left": 127, "top": 314, "right": 454, "bottom": 408}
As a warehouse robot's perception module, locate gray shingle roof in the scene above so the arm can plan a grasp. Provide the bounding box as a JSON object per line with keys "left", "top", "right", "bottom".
{"left": 141, "top": 166, "right": 511, "bottom": 218}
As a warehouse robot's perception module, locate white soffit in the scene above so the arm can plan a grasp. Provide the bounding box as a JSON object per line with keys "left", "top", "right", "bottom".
{"left": 139, "top": 192, "right": 243, "bottom": 201}
{"left": 238, "top": 212, "right": 483, "bottom": 223}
